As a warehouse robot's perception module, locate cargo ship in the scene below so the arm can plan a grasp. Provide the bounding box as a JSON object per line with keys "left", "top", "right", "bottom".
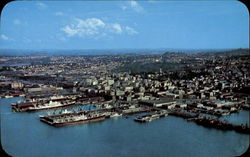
{"left": 39, "top": 110, "right": 106, "bottom": 127}
{"left": 11, "top": 100, "right": 76, "bottom": 112}
{"left": 0, "top": 93, "right": 25, "bottom": 98}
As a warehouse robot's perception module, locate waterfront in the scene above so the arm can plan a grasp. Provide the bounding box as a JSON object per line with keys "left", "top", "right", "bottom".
{"left": 1, "top": 97, "right": 249, "bottom": 157}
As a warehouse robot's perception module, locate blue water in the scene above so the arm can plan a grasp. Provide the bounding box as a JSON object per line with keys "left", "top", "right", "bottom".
{"left": 1, "top": 97, "right": 249, "bottom": 157}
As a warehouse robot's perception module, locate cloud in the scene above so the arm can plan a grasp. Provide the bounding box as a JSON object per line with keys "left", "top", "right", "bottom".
{"left": 120, "top": 1, "right": 145, "bottom": 13}
{"left": 55, "top": 12, "right": 64, "bottom": 16}
{"left": 61, "top": 26, "right": 78, "bottom": 37}
{"left": 130, "top": 0, "right": 144, "bottom": 13}
{"left": 36, "top": 2, "right": 47, "bottom": 8}
{"left": 75, "top": 18, "right": 106, "bottom": 29}
{"left": 125, "top": 26, "right": 138, "bottom": 35}
{"left": 61, "top": 17, "right": 138, "bottom": 38}
{"left": 1, "top": 34, "right": 9, "bottom": 40}
{"left": 121, "top": 1, "right": 144, "bottom": 13}
{"left": 112, "top": 23, "right": 122, "bottom": 34}
{"left": 13, "top": 19, "right": 21, "bottom": 25}
{"left": 61, "top": 18, "right": 106, "bottom": 37}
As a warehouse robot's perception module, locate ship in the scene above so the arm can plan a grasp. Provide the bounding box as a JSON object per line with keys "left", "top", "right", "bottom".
{"left": 11, "top": 101, "right": 34, "bottom": 112}
{"left": 5, "top": 95, "right": 14, "bottom": 98}
{"left": 109, "top": 112, "right": 122, "bottom": 118}
{"left": 11, "top": 100, "right": 76, "bottom": 112}
{"left": 39, "top": 111, "right": 106, "bottom": 127}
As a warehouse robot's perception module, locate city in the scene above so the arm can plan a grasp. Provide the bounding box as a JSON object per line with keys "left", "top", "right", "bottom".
{"left": 0, "top": 1, "right": 249, "bottom": 157}
{"left": 0, "top": 49, "right": 249, "bottom": 132}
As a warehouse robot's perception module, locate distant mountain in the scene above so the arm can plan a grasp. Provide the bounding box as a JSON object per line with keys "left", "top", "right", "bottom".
{"left": 163, "top": 48, "right": 249, "bottom": 56}
{"left": 0, "top": 48, "right": 248, "bottom": 56}
{"left": 0, "top": 48, "right": 169, "bottom": 56}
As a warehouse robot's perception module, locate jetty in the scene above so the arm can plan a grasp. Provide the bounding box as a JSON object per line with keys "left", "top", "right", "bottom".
{"left": 168, "top": 110, "right": 250, "bottom": 135}
{"left": 190, "top": 117, "right": 250, "bottom": 135}
{"left": 134, "top": 110, "right": 168, "bottom": 123}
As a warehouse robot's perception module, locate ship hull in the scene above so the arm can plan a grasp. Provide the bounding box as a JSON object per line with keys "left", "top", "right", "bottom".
{"left": 12, "top": 102, "right": 79, "bottom": 112}
{"left": 26, "top": 103, "right": 77, "bottom": 112}
{"left": 40, "top": 115, "right": 106, "bottom": 127}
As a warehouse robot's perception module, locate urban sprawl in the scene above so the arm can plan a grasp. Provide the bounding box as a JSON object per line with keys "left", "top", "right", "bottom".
{"left": 0, "top": 49, "right": 249, "bottom": 133}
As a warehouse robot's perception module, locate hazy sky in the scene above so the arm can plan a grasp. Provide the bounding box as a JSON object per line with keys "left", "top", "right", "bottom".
{"left": 0, "top": 0, "right": 249, "bottom": 50}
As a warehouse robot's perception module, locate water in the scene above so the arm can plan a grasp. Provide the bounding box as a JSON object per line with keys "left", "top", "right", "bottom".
{"left": 1, "top": 97, "right": 249, "bottom": 157}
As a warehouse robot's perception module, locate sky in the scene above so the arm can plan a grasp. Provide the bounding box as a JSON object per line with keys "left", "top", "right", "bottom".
{"left": 0, "top": 0, "right": 249, "bottom": 50}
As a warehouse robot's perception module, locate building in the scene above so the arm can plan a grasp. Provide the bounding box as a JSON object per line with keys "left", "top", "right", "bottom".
{"left": 139, "top": 99, "right": 176, "bottom": 107}
{"left": 11, "top": 82, "right": 24, "bottom": 89}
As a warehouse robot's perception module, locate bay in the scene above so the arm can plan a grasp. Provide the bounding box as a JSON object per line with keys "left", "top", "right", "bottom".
{"left": 1, "top": 97, "right": 249, "bottom": 157}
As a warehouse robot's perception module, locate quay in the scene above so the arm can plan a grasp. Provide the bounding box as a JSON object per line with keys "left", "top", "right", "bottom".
{"left": 40, "top": 110, "right": 107, "bottom": 127}
{"left": 39, "top": 105, "right": 151, "bottom": 127}
{"left": 0, "top": 92, "right": 25, "bottom": 98}
{"left": 186, "top": 106, "right": 231, "bottom": 117}
{"left": 39, "top": 105, "right": 250, "bottom": 135}
{"left": 168, "top": 110, "right": 250, "bottom": 135}
{"left": 241, "top": 104, "right": 250, "bottom": 110}
{"left": 190, "top": 117, "right": 250, "bottom": 135}
{"left": 134, "top": 110, "right": 168, "bottom": 123}
{"left": 168, "top": 110, "right": 199, "bottom": 119}
{"left": 11, "top": 96, "right": 105, "bottom": 112}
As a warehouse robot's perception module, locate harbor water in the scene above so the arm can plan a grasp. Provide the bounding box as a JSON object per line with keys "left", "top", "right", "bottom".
{"left": 1, "top": 97, "right": 249, "bottom": 157}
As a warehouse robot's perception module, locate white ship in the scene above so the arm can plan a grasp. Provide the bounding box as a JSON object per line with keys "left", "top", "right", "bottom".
{"left": 26, "top": 100, "right": 76, "bottom": 111}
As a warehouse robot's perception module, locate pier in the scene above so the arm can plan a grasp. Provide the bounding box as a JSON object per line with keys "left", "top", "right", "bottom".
{"left": 168, "top": 110, "right": 250, "bottom": 135}
{"left": 190, "top": 117, "right": 250, "bottom": 135}
{"left": 39, "top": 105, "right": 151, "bottom": 127}
{"left": 134, "top": 110, "right": 168, "bottom": 123}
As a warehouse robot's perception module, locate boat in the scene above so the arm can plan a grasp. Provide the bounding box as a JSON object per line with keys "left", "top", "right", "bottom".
{"left": 39, "top": 111, "right": 106, "bottom": 127}
{"left": 26, "top": 101, "right": 76, "bottom": 112}
{"left": 110, "top": 112, "right": 122, "bottom": 118}
{"left": 12, "top": 100, "right": 76, "bottom": 112}
{"left": 12, "top": 102, "right": 35, "bottom": 112}
{"left": 5, "top": 95, "right": 13, "bottom": 98}
{"left": 134, "top": 116, "right": 151, "bottom": 122}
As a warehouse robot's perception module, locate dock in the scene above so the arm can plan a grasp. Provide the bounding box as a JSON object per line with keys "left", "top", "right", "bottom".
{"left": 168, "top": 110, "right": 199, "bottom": 119}
{"left": 190, "top": 117, "right": 250, "bottom": 135}
{"left": 39, "top": 105, "right": 151, "bottom": 127}
{"left": 168, "top": 110, "right": 250, "bottom": 135}
{"left": 134, "top": 110, "right": 168, "bottom": 123}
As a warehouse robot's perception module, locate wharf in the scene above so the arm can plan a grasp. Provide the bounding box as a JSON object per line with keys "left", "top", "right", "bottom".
{"left": 11, "top": 96, "right": 105, "bottom": 112}
{"left": 40, "top": 109, "right": 109, "bottom": 127}
{"left": 190, "top": 117, "right": 250, "bottom": 135}
{"left": 168, "top": 109, "right": 250, "bottom": 135}
{"left": 12, "top": 101, "right": 80, "bottom": 112}
{"left": 241, "top": 104, "right": 250, "bottom": 110}
{"left": 134, "top": 110, "right": 168, "bottom": 123}
{"left": 168, "top": 110, "right": 199, "bottom": 119}
{"left": 122, "top": 108, "right": 151, "bottom": 115}
{"left": 186, "top": 107, "right": 231, "bottom": 117}
{"left": 40, "top": 105, "right": 152, "bottom": 127}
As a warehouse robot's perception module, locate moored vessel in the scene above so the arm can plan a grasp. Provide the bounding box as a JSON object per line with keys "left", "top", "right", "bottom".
{"left": 11, "top": 100, "right": 76, "bottom": 112}
{"left": 40, "top": 110, "right": 106, "bottom": 127}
